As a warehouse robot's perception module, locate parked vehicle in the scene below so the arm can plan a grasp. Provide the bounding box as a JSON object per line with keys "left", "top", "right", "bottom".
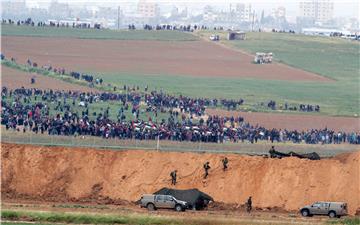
{"left": 209, "top": 34, "right": 220, "bottom": 41}
{"left": 300, "top": 202, "right": 348, "bottom": 218}
{"left": 140, "top": 194, "right": 188, "bottom": 211}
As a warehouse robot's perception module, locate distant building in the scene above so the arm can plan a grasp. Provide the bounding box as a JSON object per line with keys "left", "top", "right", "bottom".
{"left": 95, "top": 7, "right": 118, "bottom": 20}
{"left": 272, "top": 7, "right": 286, "bottom": 19}
{"left": 203, "top": 5, "right": 217, "bottom": 22}
{"left": 48, "top": 0, "right": 71, "bottom": 19}
{"left": 299, "top": 0, "right": 333, "bottom": 23}
{"left": 122, "top": 13, "right": 151, "bottom": 26}
{"left": 1, "top": 0, "right": 27, "bottom": 18}
{"left": 234, "top": 3, "right": 252, "bottom": 22}
{"left": 137, "top": 0, "right": 159, "bottom": 18}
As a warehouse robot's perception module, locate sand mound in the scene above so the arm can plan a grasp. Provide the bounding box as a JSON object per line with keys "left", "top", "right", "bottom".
{"left": 1, "top": 143, "right": 359, "bottom": 214}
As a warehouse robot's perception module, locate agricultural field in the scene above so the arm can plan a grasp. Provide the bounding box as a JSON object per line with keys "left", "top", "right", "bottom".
{"left": 2, "top": 26, "right": 359, "bottom": 117}
{"left": 1, "top": 24, "right": 198, "bottom": 41}
{"left": 1, "top": 25, "right": 360, "bottom": 225}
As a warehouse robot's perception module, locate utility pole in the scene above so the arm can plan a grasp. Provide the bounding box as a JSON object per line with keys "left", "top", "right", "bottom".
{"left": 251, "top": 10, "right": 255, "bottom": 32}
{"left": 117, "top": 6, "right": 120, "bottom": 30}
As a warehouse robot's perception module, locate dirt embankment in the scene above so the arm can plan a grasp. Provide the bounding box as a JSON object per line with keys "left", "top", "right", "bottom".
{"left": 1, "top": 143, "right": 359, "bottom": 214}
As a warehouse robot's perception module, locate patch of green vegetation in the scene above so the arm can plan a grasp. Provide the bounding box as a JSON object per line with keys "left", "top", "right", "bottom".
{"left": 2, "top": 223, "right": 54, "bottom": 225}
{"left": 327, "top": 217, "right": 360, "bottom": 225}
{"left": 0, "top": 209, "right": 227, "bottom": 225}
{"left": 191, "top": 31, "right": 360, "bottom": 117}
{"left": 1, "top": 59, "right": 116, "bottom": 93}
{"left": 1, "top": 24, "right": 198, "bottom": 41}
{"left": 88, "top": 71, "right": 359, "bottom": 117}
{"left": 223, "top": 32, "right": 359, "bottom": 82}
{"left": 53, "top": 204, "right": 109, "bottom": 210}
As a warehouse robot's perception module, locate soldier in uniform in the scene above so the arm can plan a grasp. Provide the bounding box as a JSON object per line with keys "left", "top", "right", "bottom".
{"left": 222, "top": 157, "right": 229, "bottom": 171}
{"left": 170, "top": 170, "right": 177, "bottom": 185}
{"left": 246, "top": 196, "right": 252, "bottom": 213}
{"left": 203, "top": 162, "right": 211, "bottom": 179}
{"left": 269, "top": 146, "right": 276, "bottom": 158}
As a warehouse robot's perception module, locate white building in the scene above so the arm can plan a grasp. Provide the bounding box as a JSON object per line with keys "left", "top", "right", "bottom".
{"left": 234, "top": 3, "right": 252, "bottom": 22}
{"left": 203, "top": 5, "right": 217, "bottom": 22}
{"left": 299, "top": 0, "right": 333, "bottom": 23}
{"left": 137, "top": 0, "right": 159, "bottom": 18}
{"left": 272, "top": 7, "right": 286, "bottom": 19}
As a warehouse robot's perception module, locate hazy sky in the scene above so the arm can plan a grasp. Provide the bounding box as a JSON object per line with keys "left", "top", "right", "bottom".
{"left": 23, "top": 0, "right": 360, "bottom": 19}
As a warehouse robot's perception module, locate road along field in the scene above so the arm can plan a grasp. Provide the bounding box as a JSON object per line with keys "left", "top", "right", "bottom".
{"left": 2, "top": 143, "right": 359, "bottom": 215}
{"left": 207, "top": 109, "right": 360, "bottom": 132}
{"left": 2, "top": 36, "right": 330, "bottom": 82}
{"left": 1, "top": 201, "right": 339, "bottom": 225}
{"left": 1, "top": 66, "right": 97, "bottom": 92}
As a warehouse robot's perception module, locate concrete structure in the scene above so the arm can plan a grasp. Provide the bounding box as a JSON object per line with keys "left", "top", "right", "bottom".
{"left": 228, "top": 31, "right": 246, "bottom": 40}
{"left": 299, "top": 0, "right": 333, "bottom": 23}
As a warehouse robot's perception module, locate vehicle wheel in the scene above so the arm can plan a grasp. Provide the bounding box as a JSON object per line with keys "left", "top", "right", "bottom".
{"left": 301, "top": 209, "right": 310, "bottom": 217}
{"left": 175, "top": 204, "right": 183, "bottom": 212}
{"left": 147, "top": 203, "right": 155, "bottom": 211}
{"left": 328, "top": 211, "right": 336, "bottom": 218}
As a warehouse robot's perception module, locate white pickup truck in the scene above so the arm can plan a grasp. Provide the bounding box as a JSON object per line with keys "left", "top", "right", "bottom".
{"left": 140, "top": 194, "right": 188, "bottom": 212}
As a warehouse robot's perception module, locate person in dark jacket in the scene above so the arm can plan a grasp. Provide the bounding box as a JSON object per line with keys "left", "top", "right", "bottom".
{"left": 246, "top": 196, "right": 252, "bottom": 213}
{"left": 222, "top": 157, "right": 228, "bottom": 171}
{"left": 170, "top": 170, "right": 177, "bottom": 185}
{"left": 203, "top": 162, "right": 210, "bottom": 179}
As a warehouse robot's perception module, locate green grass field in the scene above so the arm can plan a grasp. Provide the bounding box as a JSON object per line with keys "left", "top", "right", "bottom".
{"left": 1, "top": 24, "right": 198, "bottom": 41}
{"left": 2, "top": 209, "right": 340, "bottom": 225}
{"left": 2, "top": 26, "right": 359, "bottom": 117}
{"left": 88, "top": 71, "right": 358, "bottom": 116}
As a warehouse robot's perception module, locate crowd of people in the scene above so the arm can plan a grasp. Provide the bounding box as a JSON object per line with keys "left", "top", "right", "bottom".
{"left": 266, "top": 100, "right": 320, "bottom": 112}
{"left": 2, "top": 87, "right": 359, "bottom": 145}
{"left": 142, "top": 24, "right": 217, "bottom": 32}
{"left": 4, "top": 55, "right": 322, "bottom": 115}
{"left": 3, "top": 54, "right": 105, "bottom": 86}
{"left": 2, "top": 18, "right": 102, "bottom": 29}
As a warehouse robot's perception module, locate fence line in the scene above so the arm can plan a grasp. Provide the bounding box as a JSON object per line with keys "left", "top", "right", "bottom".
{"left": 1, "top": 130, "right": 357, "bottom": 157}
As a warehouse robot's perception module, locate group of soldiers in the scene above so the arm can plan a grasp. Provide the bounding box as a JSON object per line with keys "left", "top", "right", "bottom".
{"left": 169, "top": 157, "right": 252, "bottom": 213}
{"left": 170, "top": 157, "right": 229, "bottom": 185}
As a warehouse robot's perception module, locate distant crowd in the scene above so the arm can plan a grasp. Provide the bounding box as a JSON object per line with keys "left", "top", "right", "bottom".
{"left": 4, "top": 55, "right": 105, "bottom": 87}
{"left": 141, "top": 24, "right": 217, "bottom": 32}
{"left": 2, "top": 54, "right": 321, "bottom": 114}
{"left": 2, "top": 18, "right": 102, "bottom": 29}
{"left": 2, "top": 17, "right": 223, "bottom": 32}
{"left": 2, "top": 87, "right": 359, "bottom": 145}
{"left": 266, "top": 100, "right": 320, "bottom": 112}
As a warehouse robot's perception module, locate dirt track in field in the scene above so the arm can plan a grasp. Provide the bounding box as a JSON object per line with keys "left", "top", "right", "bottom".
{"left": 1, "top": 66, "right": 97, "bottom": 92}
{"left": 207, "top": 109, "right": 360, "bottom": 132}
{"left": 2, "top": 36, "right": 331, "bottom": 81}
{"left": 2, "top": 143, "right": 359, "bottom": 215}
